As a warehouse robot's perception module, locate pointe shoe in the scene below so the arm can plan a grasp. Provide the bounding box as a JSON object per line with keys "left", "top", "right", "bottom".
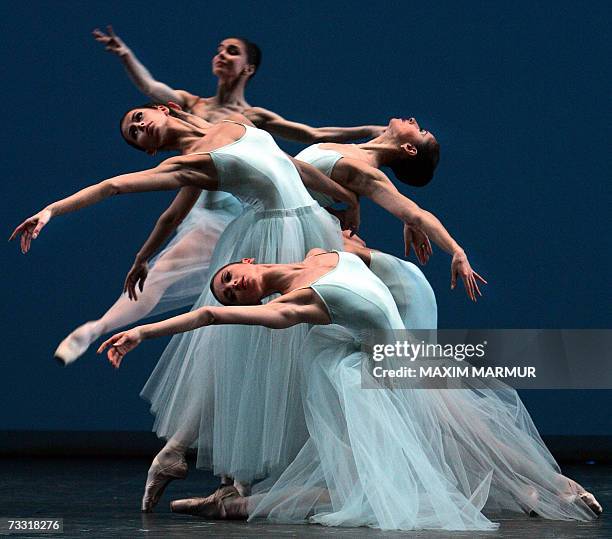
{"left": 579, "top": 491, "right": 603, "bottom": 516}
{"left": 54, "top": 322, "right": 101, "bottom": 366}
{"left": 141, "top": 451, "right": 188, "bottom": 512}
{"left": 526, "top": 488, "right": 540, "bottom": 517}
{"left": 170, "top": 486, "right": 247, "bottom": 520}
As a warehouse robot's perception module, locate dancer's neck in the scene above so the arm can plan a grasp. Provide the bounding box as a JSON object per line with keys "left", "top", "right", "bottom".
{"left": 355, "top": 132, "right": 400, "bottom": 168}
{"left": 259, "top": 263, "right": 310, "bottom": 298}
{"left": 213, "top": 75, "right": 250, "bottom": 109}
{"left": 165, "top": 119, "right": 210, "bottom": 153}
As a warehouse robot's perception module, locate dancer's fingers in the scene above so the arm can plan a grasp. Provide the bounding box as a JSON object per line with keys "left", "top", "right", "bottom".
{"left": 473, "top": 276, "right": 482, "bottom": 297}
{"left": 450, "top": 269, "right": 457, "bottom": 290}
{"left": 106, "top": 25, "right": 116, "bottom": 37}
{"left": 32, "top": 220, "right": 45, "bottom": 238}
{"left": 474, "top": 271, "right": 488, "bottom": 284}
{"left": 24, "top": 230, "right": 33, "bottom": 253}
{"left": 9, "top": 220, "right": 29, "bottom": 242}
{"left": 126, "top": 278, "right": 134, "bottom": 300}
{"left": 417, "top": 244, "right": 426, "bottom": 265}
{"left": 404, "top": 227, "right": 413, "bottom": 258}
{"left": 466, "top": 275, "right": 476, "bottom": 302}
{"left": 130, "top": 281, "right": 138, "bottom": 301}
{"left": 108, "top": 348, "right": 122, "bottom": 368}
{"left": 20, "top": 231, "right": 28, "bottom": 253}
{"left": 97, "top": 333, "right": 122, "bottom": 353}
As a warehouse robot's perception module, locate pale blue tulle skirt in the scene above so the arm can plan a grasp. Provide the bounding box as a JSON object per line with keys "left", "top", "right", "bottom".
{"left": 141, "top": 202, "right": 343, "bottom": 482}
{"left": 141, "top": 191, "right": 243, "bottom": 318}
{"left": 248, "top": 252, "right": 596, "bottom": 530}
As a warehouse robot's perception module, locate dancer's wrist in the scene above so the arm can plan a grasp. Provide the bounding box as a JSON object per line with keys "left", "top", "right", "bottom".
{"left": 451, "top": 248, "right": 466, "bottom": 260}
{"left": 137, "top": 325, "right": 152, "bottom": 340}
{"left": 134, "top": 252, "right": 147, "bottom": 264}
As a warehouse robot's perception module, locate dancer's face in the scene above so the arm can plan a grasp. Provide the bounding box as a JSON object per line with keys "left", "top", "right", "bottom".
{"left": 212, "top": 259, "right": 263, "bottom": 306}
{"left": 121, "top": 106, "right": 170, "bottom": 153}
{"left": 387, "top": 117, "right": 437, "bottom": 155}
{"left": 212, "top": 38, "right": 253, "bottom": 80}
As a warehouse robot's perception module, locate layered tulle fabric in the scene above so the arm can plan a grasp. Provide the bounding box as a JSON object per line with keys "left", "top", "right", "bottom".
{"left": 141, "top": 203, "right": 343, "bottom": 482}
{"left": 248, "top": 325, "right": 596, "bottom": 530}
{"left": 142, "top": 191, "right": 243, "bottom": 318}
{"left": 247, "top": 251, "right": 596, "bottom": 530}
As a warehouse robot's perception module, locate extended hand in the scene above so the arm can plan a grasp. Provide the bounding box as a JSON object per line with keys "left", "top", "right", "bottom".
{"left": 404, "top": 224, "right": 432, "bottom": 265}
{"left": 124, "top": 259, "right": 149, "bottom": 301}
{"left": 97, "top": 328, "right": 143, "bottom": 368}
{"left": 92, "top": 25, "right": 130, "bottom": 57}
{"left": 9, "top": 209, "right": 52, "bottom": 253}
{"left": 451, "top": 252, "right": 487, "bottom": 302}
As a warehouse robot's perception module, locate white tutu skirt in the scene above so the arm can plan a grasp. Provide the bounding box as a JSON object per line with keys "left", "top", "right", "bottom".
{"left": 248, "top": 326, "right": 597, "bottom": 530}
{"left": 141, "top": 203, "right": 343, "bottom": 482}
{"left": 142, "top": 192, "right": 243, "bottom": 318}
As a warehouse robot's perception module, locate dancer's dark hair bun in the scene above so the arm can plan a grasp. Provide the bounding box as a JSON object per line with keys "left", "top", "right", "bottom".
{"left": 388, "top": 138, "right": 440, "bottom": 187}
{"left": 231, "top": 37, "right": 262, "bottom": 78}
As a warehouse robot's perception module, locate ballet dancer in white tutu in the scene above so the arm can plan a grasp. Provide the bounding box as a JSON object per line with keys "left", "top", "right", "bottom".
{"left": 97, "top": 249, "right": 601, "bottom": 530}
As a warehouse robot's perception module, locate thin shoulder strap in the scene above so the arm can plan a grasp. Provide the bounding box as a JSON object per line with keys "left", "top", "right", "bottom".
{"left": 221, "top": 119, "right": 249, "bottom": 128}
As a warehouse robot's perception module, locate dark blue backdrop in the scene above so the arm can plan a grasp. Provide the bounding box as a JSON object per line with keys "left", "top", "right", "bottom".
{"left": 2, "top": 1, "right": 610, "bottom": 434}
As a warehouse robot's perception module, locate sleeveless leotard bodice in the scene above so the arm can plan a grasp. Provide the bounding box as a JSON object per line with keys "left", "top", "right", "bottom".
{"left": 308, "top": 251, "right": 404, "bottom": 331}
{"left": 295, "top": 144, "right": 344, "bottom": 207}
{"left": 193, "top": 122, "right": 317, "bottom": 211}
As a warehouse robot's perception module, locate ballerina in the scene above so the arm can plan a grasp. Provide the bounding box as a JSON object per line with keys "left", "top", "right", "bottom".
{"left": 54, "top": 28, "right": 384, "bottom": 365}
{"left": 295, "top": 117, "right": 489, "bottom": 301}
{"left": 11, "top": 104, "right": 359, "bottom": 510}
{"left": 97, "top": 250, "right": 600, "bottom": 530}
{"left": 93, "top": 26, "right": 383, "bottom": 141}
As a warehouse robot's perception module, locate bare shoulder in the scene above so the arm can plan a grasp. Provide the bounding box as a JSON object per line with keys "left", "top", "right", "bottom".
{"left": 161, "top": 152, "right": 214, "bottom": 172}
{"left": 175, "top": 89, "right": 201, "bottom": 109}
{"left": 274, "top": 288, "right": 331, "bottom": 324}
{"left": 334, "top": 157, "right": 388, "bottom": 184}
{"left": 243, "top": 106, "right": 275, "bottom": 121}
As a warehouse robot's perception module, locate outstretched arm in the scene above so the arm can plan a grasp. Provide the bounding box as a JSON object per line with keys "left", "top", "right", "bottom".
{"left": 10, "top": 155, "right": 216, "bottom": 252}
{"left": 92, "top": 26, "right": 197, "bottom": 108}
{"left": 335, "top": 159, "right": 487, "bottom": 300}
{"left": 124, "top": 186, "right": 202, "bottom": 300}
{"left": 244, "top": 107, "right": 385, "bottom": 143}
{"left": 289, "top": 157, "right": 360, "bottom": 233}
{"left": 97, "top": 290, "right": 329, "bottom": 368}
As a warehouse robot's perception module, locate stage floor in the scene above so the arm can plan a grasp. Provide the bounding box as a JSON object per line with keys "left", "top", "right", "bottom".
{"left": 1, "top": 458, "right": 609, "bottom": 538}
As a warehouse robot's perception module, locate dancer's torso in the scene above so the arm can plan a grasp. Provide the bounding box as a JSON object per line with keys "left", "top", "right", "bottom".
{"left": 295, "top": 143, "right": 370, "bottom": 208}
{"left": 307, "top": 251, "right": 404, "bottom": 331}
{"left": 188, "top": 97, "right": 248, "bottom": 124}
{"left": 191, "top": 121, "right": 315, "bottom": 211}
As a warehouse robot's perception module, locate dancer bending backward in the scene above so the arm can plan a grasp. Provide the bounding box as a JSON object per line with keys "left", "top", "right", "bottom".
{"left": 11, "top": 107, "right": 358, "bottom": 510}
{"left": 53, "top": 29, "right": 383, "bottom": 364}
{"left": 98, "top": 250, "right": 601, "bottom": 530}
{"left": 297, "top": 116, "right": 486, "bottom": 301}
